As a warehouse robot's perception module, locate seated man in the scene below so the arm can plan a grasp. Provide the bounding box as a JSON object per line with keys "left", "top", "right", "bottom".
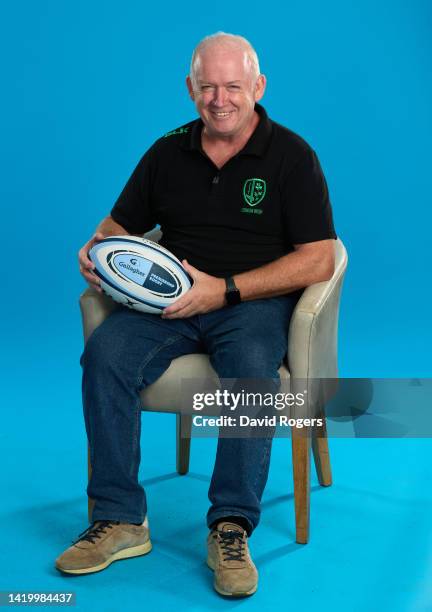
{"left": 56, "top": 31, "right": 336, "bottom": 597}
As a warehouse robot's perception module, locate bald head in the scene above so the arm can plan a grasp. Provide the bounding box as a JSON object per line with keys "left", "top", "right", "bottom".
{"left": 190, "top": 32, "right": 260, "bottom": 89}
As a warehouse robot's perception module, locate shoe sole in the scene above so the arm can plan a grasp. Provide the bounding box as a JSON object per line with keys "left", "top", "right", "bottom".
{"left": 56, "top": 540, "right": 152, "bottom": 575}
{"left": 206, "top": 557, "right": 257, "bottom": 597}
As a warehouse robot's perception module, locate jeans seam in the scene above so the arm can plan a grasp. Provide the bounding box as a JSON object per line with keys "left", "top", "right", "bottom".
{"left": 130, "top": 398, "right": 141, "bottom": 476}
{"left": 134, "top": 332, "right": 185, "bottom": 390}
{"left": 252, "top": 435, "right": 272, "bottom": 494}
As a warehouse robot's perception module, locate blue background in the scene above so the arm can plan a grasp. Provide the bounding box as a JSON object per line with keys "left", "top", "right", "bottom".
{"left": 1, "top": 1, "right": 431, "bottom": 610}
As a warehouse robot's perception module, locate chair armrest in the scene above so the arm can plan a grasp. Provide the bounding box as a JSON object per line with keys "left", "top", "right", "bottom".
{"left": 79, "top": 288, "right": 120, "bottom": 343}
{"left": 144, "top": 227, "right": 162, "bottom": 243}
{"left": 288, "top": 239, "right": 348, "bottom": 380}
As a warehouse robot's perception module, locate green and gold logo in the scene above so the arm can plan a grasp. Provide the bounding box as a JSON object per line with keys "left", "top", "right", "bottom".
{"left": 241, "top": 178, "right": 266, "bottom": 214}
{"left": 163, "top": 127, "right": 189, "bottom": 138}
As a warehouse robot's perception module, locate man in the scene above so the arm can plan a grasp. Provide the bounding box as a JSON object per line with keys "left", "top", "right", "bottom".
{"left": 55, "top": 32, "right": 336, "bottom": 597}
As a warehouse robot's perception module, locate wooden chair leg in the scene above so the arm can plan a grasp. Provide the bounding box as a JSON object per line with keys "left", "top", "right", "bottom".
{"left": 312, "top": 411, "right": 332, "bottom": 487}
{"left": 291, "top": 426, "right": 311, "bottom": 544}
{"left": 87, "top": 443, "right": 95, "bottom": 523}
{"left": 176, "top": 414, "right": 192, "bottom": 475}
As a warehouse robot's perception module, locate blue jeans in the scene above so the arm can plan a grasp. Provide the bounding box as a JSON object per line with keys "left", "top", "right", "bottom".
{"left": 81, "top": 294, "right": 299, "bottom": 535}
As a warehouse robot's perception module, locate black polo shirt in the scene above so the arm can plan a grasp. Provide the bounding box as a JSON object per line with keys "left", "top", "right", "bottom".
{"left": 110, "top": 103, "right": 336, "bottom": 278}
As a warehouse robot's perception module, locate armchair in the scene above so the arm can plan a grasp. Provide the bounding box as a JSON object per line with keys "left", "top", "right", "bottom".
{"left": 80, "top": 229, "right": 348, "bottom": 544}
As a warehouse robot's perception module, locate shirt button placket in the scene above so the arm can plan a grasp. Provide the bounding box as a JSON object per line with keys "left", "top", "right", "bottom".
{"left": 209, "top": 173, "right": 221, "bottom": 203}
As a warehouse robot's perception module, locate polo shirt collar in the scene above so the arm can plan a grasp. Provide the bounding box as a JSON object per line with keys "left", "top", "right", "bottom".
{"left": 183, "top": 103, "right": 272, "bottom": 158}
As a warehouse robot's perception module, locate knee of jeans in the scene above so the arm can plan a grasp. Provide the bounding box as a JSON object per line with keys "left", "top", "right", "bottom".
{"left": 80, "top": 325, "right": 128, "bottom": 374}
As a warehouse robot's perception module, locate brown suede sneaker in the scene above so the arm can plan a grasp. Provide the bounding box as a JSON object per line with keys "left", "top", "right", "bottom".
{"left": 207, "top": 521, "right": 258, "bottom": 597}
{"left": 55, "top": 518, "right": 152, "bottom": 575}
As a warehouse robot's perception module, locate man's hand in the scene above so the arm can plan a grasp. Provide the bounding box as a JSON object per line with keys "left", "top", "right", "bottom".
{"left": 162, "top": 260, "right": 226, "bottom": 319}
{"left": 78, "top": 232, "right": 106, "bottom": 292}
{"left": 78, "top": 216, "right": 131, "bottom": 292}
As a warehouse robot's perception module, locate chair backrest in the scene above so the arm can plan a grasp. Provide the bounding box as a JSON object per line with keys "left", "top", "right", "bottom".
{"left": 288, "top": 238, "right": 348, "bottom": 381}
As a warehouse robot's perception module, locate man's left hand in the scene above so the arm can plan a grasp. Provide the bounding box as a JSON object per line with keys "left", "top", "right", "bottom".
{"left": 162, "top": 260, "right": 226, "bottom": 319}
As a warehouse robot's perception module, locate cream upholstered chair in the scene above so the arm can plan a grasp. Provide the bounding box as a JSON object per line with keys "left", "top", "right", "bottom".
{"left": 80, "top": 229, "right": 348, "bottom": 544}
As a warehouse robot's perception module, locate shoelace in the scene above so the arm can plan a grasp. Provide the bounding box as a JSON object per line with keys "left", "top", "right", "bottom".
{"left": 217, "top": 529, "right": 246, "bottom": 562}
{"left": 72, "top": 520, "right": 120, "bottom": 545}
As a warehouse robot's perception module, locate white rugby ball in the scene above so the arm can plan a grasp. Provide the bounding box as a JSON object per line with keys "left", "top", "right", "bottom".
{"left": 88, "top": 236, "right": 193, "bottom": 314}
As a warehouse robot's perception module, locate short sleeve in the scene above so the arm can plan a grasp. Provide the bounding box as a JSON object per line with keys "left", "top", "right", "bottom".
{"left": 110, "top": 148, "right": 156, "bottom": 235}
{"left": 282, "top": 148, "right": 337, "bottom": 245}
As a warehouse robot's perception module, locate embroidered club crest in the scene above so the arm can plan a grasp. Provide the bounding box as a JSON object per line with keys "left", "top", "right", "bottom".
{"left": 243, "top": 178, "right": 266, "bottom": 207}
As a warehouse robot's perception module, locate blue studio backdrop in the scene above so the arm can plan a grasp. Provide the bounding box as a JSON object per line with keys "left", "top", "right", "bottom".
{"left": 1, "top": 1, "right": 431, "bottom": 611}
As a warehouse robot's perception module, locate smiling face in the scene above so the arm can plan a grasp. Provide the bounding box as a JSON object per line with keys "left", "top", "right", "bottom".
{"left": 186, "top": 43, "right": 266, "bottom": 141}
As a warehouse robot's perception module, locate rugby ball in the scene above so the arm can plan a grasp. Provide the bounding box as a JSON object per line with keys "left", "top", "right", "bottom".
{"left": 88, "top": 236, "right": 193, "bottom": 314}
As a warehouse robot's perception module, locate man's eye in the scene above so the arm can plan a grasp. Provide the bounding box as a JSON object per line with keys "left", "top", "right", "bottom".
{"left": 228, "top": 85, "right": 240, "bottom": 90}
{"left": 201, "top": 86, "right": 214, "bottom": 91}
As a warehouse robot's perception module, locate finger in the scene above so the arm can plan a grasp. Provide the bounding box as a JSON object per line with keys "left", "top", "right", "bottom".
{"left": 162, "top": 297, "right": 194, "bottom": 318}
{"left": 162, "top": 303, "right": 190, "bottom": 317}
{"left": 163, "top": 303, "right": 197, "bottom": 319}
{"left": 163, "top": 303, "right": 184, "bottom": 316}
{"left": 163, "top": 289, "right": 197, "bottom": 315}
{"left": 79, "top": 240, "right": 95, "bottom": 262}
{"left": 87, "top": 233, "right": 104, "bottom": 251}
{"left": 88, "top": 283, "right": 102, "bottom": 293}
{"left": 182, "top": 259, "right": 201, "bottom": 280}
{"left": 79, "top": 253, "right": 96, "bottom": 272}
{"left": 79, "top": 252, "right": 95, "bottom": 268}
{"left": 79, "top": 260, "right": 96, "bottom": 275}
{"left": 81, "top": 267, "right": 99, "bottom": 279}
{"left": 83, "top": 275, "right": 101, "bottom": 289}
{"left": 80, "top": 265, "right": 100, "bottom": 284}
{"left": 89, "top": 279, "right": 102, "bottom": 292}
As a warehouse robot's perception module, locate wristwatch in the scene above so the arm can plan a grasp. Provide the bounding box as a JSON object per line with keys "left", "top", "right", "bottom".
{"left": 225, "top": 276, "right": 241, "bottom": 306}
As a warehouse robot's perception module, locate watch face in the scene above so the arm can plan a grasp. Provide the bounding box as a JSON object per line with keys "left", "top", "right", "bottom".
{"left": 226, "top": 289, "right": 241, "bottom": 306}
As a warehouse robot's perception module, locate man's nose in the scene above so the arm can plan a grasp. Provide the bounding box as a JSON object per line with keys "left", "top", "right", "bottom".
{"left": 212, "top": 86, "right": 229, "bottom": 107}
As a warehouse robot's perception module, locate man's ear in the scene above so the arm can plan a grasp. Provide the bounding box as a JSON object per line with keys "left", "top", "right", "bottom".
{"left": 186, "top": 75, "right": 195, "bottom": 101}
{"left": 254, "top": 74, "right": 267, "bottom": 102}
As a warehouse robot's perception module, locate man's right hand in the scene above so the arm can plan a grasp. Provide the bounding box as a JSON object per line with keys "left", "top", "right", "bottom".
{"left": 78, "top": 232, "right": 105, "bottom": 292}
